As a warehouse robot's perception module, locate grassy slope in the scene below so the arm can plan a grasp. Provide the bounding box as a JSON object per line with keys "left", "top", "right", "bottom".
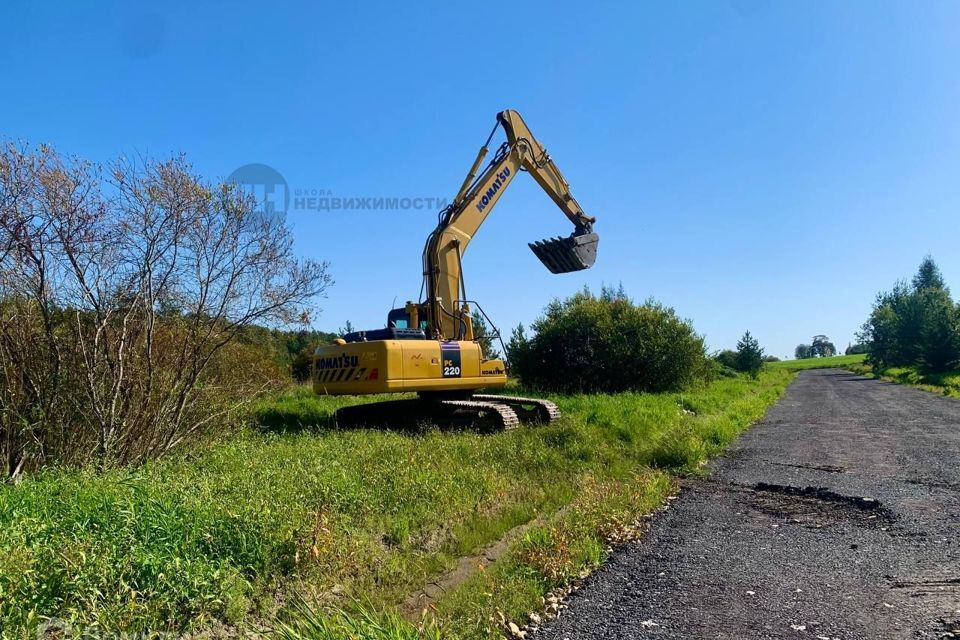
{"left": 846, "top": 362, "right": 960, "bottom": 397}
{"left": 0, "top": 371, "right": 792, "bottom": 638}
{"left": 767, "top": 353, "right": 867, "bottom": 371}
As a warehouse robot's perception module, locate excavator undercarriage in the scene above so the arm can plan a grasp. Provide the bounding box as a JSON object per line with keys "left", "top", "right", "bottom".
{"left": 314, "top": 109, "right": 598, "bottom": 431}
{"left": 334, "top": 394, "right": 560, "bottom": 431}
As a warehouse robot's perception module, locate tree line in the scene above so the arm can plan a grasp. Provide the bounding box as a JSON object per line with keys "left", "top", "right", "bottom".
{"left": 859, "top": 256, "right": 960, "bottom": 372}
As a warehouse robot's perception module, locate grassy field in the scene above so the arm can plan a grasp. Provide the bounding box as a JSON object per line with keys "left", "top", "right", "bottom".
{"left": 0, "top": 371, "right": 793, "bottom": 639}
{"left": 767, "top": 353, "right": 867, "bottom": 371}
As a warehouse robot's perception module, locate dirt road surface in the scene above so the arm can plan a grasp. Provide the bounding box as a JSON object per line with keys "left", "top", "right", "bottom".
{"left": 538, "top": 369, "right": 960, "bottom": 639}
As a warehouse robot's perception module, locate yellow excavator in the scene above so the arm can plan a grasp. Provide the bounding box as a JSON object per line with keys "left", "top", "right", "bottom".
{"left": 313, "top": 110, "right": 599, "bottom": 429}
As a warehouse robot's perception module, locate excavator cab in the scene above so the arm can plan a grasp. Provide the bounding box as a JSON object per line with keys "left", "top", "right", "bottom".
{"left": 529, "top": 227, "right": 599, "bottom": 274}
{"left": 340, "top": 307, "right": 428, "bottom": 343}
{"left": 387, "top": 308, "right": 413, "bottom": 329}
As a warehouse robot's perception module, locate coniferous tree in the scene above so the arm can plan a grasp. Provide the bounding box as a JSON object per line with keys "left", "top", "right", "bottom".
{"left": 735, "top": 331, "right": 765, "bottom": 377}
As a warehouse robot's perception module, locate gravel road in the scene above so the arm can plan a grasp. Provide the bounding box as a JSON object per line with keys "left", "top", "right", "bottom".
{"left": 537, "top": 369, "right": 960, "bottom": 639}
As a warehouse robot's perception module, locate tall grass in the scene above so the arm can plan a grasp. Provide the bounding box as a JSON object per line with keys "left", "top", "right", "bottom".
{"left": 276, "top": 598, "right": 442, "bottom": 640}
{"left": 0, "top": 370, "right": 792, "bottom": 637}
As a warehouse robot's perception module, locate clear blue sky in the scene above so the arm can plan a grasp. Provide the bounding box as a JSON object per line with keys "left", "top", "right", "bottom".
{"left": 4, "top": 1, "right": 959, "bottom": 358}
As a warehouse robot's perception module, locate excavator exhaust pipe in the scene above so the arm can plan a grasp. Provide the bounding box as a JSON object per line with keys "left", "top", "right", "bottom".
{"left": 529, "top": 229, "right": 599, "bottom": 274}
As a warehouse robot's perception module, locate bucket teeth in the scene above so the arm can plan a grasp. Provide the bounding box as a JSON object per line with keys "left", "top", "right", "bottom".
{"left": 529, "top": 232, "right": 599, "bottom": 274}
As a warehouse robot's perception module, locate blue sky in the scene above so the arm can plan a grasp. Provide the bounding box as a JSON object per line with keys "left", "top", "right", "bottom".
{"left": 3, "top": 1, "right": 959, "bottom": 358}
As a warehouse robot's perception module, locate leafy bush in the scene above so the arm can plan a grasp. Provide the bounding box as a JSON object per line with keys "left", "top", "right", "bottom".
{"left": 509, "top": 287, "right": 709, "bottom": 393}
{"left": 714, "top": 349, "right": 738, "bottom": 370}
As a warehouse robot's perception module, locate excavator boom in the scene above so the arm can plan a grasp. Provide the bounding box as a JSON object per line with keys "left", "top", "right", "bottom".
{"left": 423, "top": 109, "right": 599, "bottom": 339}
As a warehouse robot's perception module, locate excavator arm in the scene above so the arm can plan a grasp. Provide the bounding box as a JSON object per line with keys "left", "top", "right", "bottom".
{"left": 421, "top": 109, "right": 599, "bottom": 340}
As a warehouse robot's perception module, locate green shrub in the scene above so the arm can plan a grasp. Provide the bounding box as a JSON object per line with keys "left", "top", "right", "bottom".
{"left": 510, "top": 287, "right": 709, "bottom": 393}
{"left": 714, "top": 349, "right": 738, "bottom": 370}
{"left": 291, "top": 345, "right": 318, "bottom": 382}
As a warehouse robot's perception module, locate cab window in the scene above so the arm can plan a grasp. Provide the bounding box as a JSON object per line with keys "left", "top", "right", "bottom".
{"left": 387, "top": 308, "right": 409, "bottom": 328}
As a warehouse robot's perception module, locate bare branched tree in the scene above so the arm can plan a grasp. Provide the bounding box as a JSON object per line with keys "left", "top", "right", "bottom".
{"left": 0, "top": 142, "right": 331, "bottom": 477}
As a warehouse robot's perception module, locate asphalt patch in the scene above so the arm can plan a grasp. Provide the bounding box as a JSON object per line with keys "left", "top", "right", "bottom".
{"left": 748, "top": 481, "right": 894, "bottom": 529}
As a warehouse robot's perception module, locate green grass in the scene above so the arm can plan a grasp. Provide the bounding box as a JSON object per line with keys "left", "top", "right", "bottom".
{"left": 0, "top": 371, "right": 793, "bottom": 638}
{"left": 847, "top": 363, "right": 960, "bottom": 397}
{"left": 277, "top": 598, "right": 442, "bottom": 640}
{"left": 767, "top": 353, "right": 867, "bottom": 371}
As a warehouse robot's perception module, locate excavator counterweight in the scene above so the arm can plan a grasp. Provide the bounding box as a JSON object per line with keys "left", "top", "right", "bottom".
{"left": 313, "top": 110, "right": 600, "bottom": 430}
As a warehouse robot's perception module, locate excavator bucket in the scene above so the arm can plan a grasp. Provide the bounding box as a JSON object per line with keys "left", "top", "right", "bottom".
{"left": 529, "top": 230, "right": 599, "bottom": 274}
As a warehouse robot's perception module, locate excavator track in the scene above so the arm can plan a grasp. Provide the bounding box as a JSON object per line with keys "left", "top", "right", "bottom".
{"left": 438, "top": 399, "right": 520, "bottom": 431}
{"left": 335, "top": 398, "right": 520, "bottom": 431}
{"left": 472, "top": 394, "right": 561, "bottom": 424}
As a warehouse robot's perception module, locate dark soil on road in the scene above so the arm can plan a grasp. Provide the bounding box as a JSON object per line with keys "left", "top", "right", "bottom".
{"left": 538, "top": 369, "right": 960, "bottom": 639}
